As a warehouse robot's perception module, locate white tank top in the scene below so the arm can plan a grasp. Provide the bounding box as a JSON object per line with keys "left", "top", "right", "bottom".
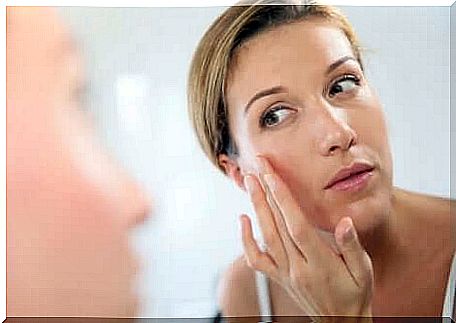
{"left": 255, "top": 253, "right": 456, "bottom": 322}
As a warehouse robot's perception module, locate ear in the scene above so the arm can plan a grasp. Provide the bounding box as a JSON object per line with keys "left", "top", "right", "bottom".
{"left": 218, "top": 154, "right": 246, "bottom": 191}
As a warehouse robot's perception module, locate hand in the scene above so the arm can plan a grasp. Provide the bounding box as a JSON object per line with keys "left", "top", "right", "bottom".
{"left": 240, "top": 156, "right": 374, "bottom": 321}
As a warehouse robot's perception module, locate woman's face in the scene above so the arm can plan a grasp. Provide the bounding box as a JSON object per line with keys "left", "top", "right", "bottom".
{"left": 7, "top": 8, "right": 150, "bottom": 317}
{"left": 223, "top": 19, "right": 393, "bottom": 233}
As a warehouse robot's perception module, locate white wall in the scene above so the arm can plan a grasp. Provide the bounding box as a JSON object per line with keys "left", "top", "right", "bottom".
{"left": 60, "top": 6, "right": 451, "bottom": 318}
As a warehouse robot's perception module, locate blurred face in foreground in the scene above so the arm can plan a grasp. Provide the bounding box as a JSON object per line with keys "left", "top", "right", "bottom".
{"left": 223, "top": 19, "right": 393, "bottom": 234}
{"left": 7, "top": 8, "right": 150, "bottom": 317}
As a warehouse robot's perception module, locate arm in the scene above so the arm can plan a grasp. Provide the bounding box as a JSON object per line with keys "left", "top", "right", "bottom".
{"left": 218, "top": 256, "right": 260, "bottom": 318}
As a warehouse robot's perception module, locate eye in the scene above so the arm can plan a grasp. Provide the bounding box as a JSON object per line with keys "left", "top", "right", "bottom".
{"left": 328, "top": 75, "right": 360, "bottom": 98}
{"left": 259, "top": 105, "right": 294, "bottom": 128}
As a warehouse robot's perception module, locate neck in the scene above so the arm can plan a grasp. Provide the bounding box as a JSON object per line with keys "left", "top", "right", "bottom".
{"left": 357, "top": 187, "right": 409, "bottom": 285}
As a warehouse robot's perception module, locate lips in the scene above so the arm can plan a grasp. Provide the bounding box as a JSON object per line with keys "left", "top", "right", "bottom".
{"left": 324, "top": 162, "right": 375, "bottom": 190}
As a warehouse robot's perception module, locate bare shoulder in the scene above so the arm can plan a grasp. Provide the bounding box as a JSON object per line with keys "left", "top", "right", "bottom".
{"left": 419, "top": 193, "right": 455, "bottom": 253}
{"left": 218, "top": 255, "right": 259, "bottom": 317}
{"left": 415, "top": 192, "right": 453, "bottom": 228}
{"left": 396, "top": 189, "right": 453, "bottom": 222}
{"left": 218, "top": 255, "right": 306, "bottom": 317}
{"left": 397, "top": 189, "right": 455, "bottom": 254}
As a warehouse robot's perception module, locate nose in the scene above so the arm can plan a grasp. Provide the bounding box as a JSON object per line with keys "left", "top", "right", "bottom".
{"left": 88, "top": 139, "right": 153, "bottom": 228}
{"left": 107, "top": 160, "right": 153, "bottom": 228}
{"left": 125, "top": 177, "right": 153, "bottom": 227}
{"left": 316, "top": 106, "right": 357, "bottom": 157}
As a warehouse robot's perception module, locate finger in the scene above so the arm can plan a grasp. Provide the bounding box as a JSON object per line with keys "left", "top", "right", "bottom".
{"left": 334, "top": 217, "right": 374, "bottom": 289}
{"left": 255, "top": 157, "right": 297, "bottom": 241}
{"left": 257, "top": 156, "right": 322, "bottom": 260}
{"left": 240, "top": 214, "right": 279, "bottom": 279}
{"left": 244, "top": 175, "right": 289, "bottom": 270}
{"left": 256, "top": 156, "right": 313, "bottom": 267}
{"left": 268, "top": 194, "right": 307, "bottom": 264}
{"left": 264, "top": 192, "right": 307, "bottom": 264}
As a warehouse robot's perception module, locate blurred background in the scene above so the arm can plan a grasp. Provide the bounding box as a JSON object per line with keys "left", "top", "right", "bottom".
{"left": 59, "top": 6, "right": 450, "bottom": 318}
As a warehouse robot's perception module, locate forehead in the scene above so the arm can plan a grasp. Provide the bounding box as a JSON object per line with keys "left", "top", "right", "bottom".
{"left": 226, "top": 19, "right": 354, "bottom": 103}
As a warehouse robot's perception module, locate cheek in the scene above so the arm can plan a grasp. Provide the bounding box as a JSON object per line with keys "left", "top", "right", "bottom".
{"left": 236, "top": 114, "right": 323, "bottom": 195}
{"left": 351, "top": 90, "right": 390, "bottom": 148}
{"left": 243, "top": 133, "right": 320, "bottom": 205}
{"left": 271, "top": 152, "right": 330, "bottom": 230}
{"left": 8, "top": 164, "right": 136, "bottom": 317}
{"left": 351, "top": 101, "right": 393, "bottom": 171}
{"left": 355, "top": 111, "right": 388, "bottom": 148}
{"left": 7, "top": 106, "right": 140, "bottom": 316}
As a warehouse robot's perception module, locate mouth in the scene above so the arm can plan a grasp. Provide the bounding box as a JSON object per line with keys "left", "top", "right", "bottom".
{"left": 324, "top": 162, "right": 375, "bottom": 192}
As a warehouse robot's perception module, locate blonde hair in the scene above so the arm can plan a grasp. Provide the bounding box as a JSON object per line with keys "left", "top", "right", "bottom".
{"left": 188, "top": 1, "right": 363, "bottom": 173}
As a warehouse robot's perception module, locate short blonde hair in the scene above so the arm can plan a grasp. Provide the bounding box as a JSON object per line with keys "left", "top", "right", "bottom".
{"left": 188, "top": 1, "right": 363, "bottom": 173}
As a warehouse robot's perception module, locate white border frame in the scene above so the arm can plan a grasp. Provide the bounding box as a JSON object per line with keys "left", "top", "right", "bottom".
{"left": 1, "top": 1, "right": 454, "bottom": 322}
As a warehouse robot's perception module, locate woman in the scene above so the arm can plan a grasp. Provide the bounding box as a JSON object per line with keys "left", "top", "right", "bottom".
{"left": 188, "top": 1, "right": 455, "bottom": 320}
{"left": 7, "top": 8, "right": 151, "bottom": 317}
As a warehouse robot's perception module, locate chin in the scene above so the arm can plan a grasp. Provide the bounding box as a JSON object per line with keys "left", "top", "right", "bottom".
{"left": 316, "top": 187, "right": 392, "bottom": 235}
{"left": 347, "top": 188, "right": 392, "bottom": 235}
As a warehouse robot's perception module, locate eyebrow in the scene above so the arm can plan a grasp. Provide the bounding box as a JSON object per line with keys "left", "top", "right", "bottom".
{"left": 244, "top": 86, "right": 287, "bottom": 115}
{"left": 243, "top": 56, "right": 357, "bottom": 115}
{"left": 325, "top": 56, "right": 358, "bottom": 76}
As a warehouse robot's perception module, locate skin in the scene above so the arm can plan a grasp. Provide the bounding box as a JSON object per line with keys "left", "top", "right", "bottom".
{"left": 218, "top": 19, "right": 455, "bottom": 318}
{"left": 7, "top": 8, "right": 151, "bottom": 317}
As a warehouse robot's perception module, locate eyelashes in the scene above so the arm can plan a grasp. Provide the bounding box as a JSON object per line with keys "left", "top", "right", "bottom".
{"left": 259, "top": 104, "right": 295, "bottom": 128}
{"left": 327, "top": 74, "right": 361, "bottom": 98}
{"left": 257, "top": 73, "right": 362, "bottom": 129}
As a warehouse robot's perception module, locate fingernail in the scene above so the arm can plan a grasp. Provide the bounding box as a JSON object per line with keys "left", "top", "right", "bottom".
{"left": 263, "top": 173, "right": 276, "bottom": 192}
{"left": 238, "top": 215, "right": 245, "bottom": 231}
{"left": 343, "top": 221, "right": 355, "bottom": 243}
{"left": 244, "top": 175, "right": 255, "bottom": 194}
{"left": 256, "top": 156, "right": 267, "bottom": 174}
{"left": 259, "top": 241, "right": 267, "bottom": 252}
